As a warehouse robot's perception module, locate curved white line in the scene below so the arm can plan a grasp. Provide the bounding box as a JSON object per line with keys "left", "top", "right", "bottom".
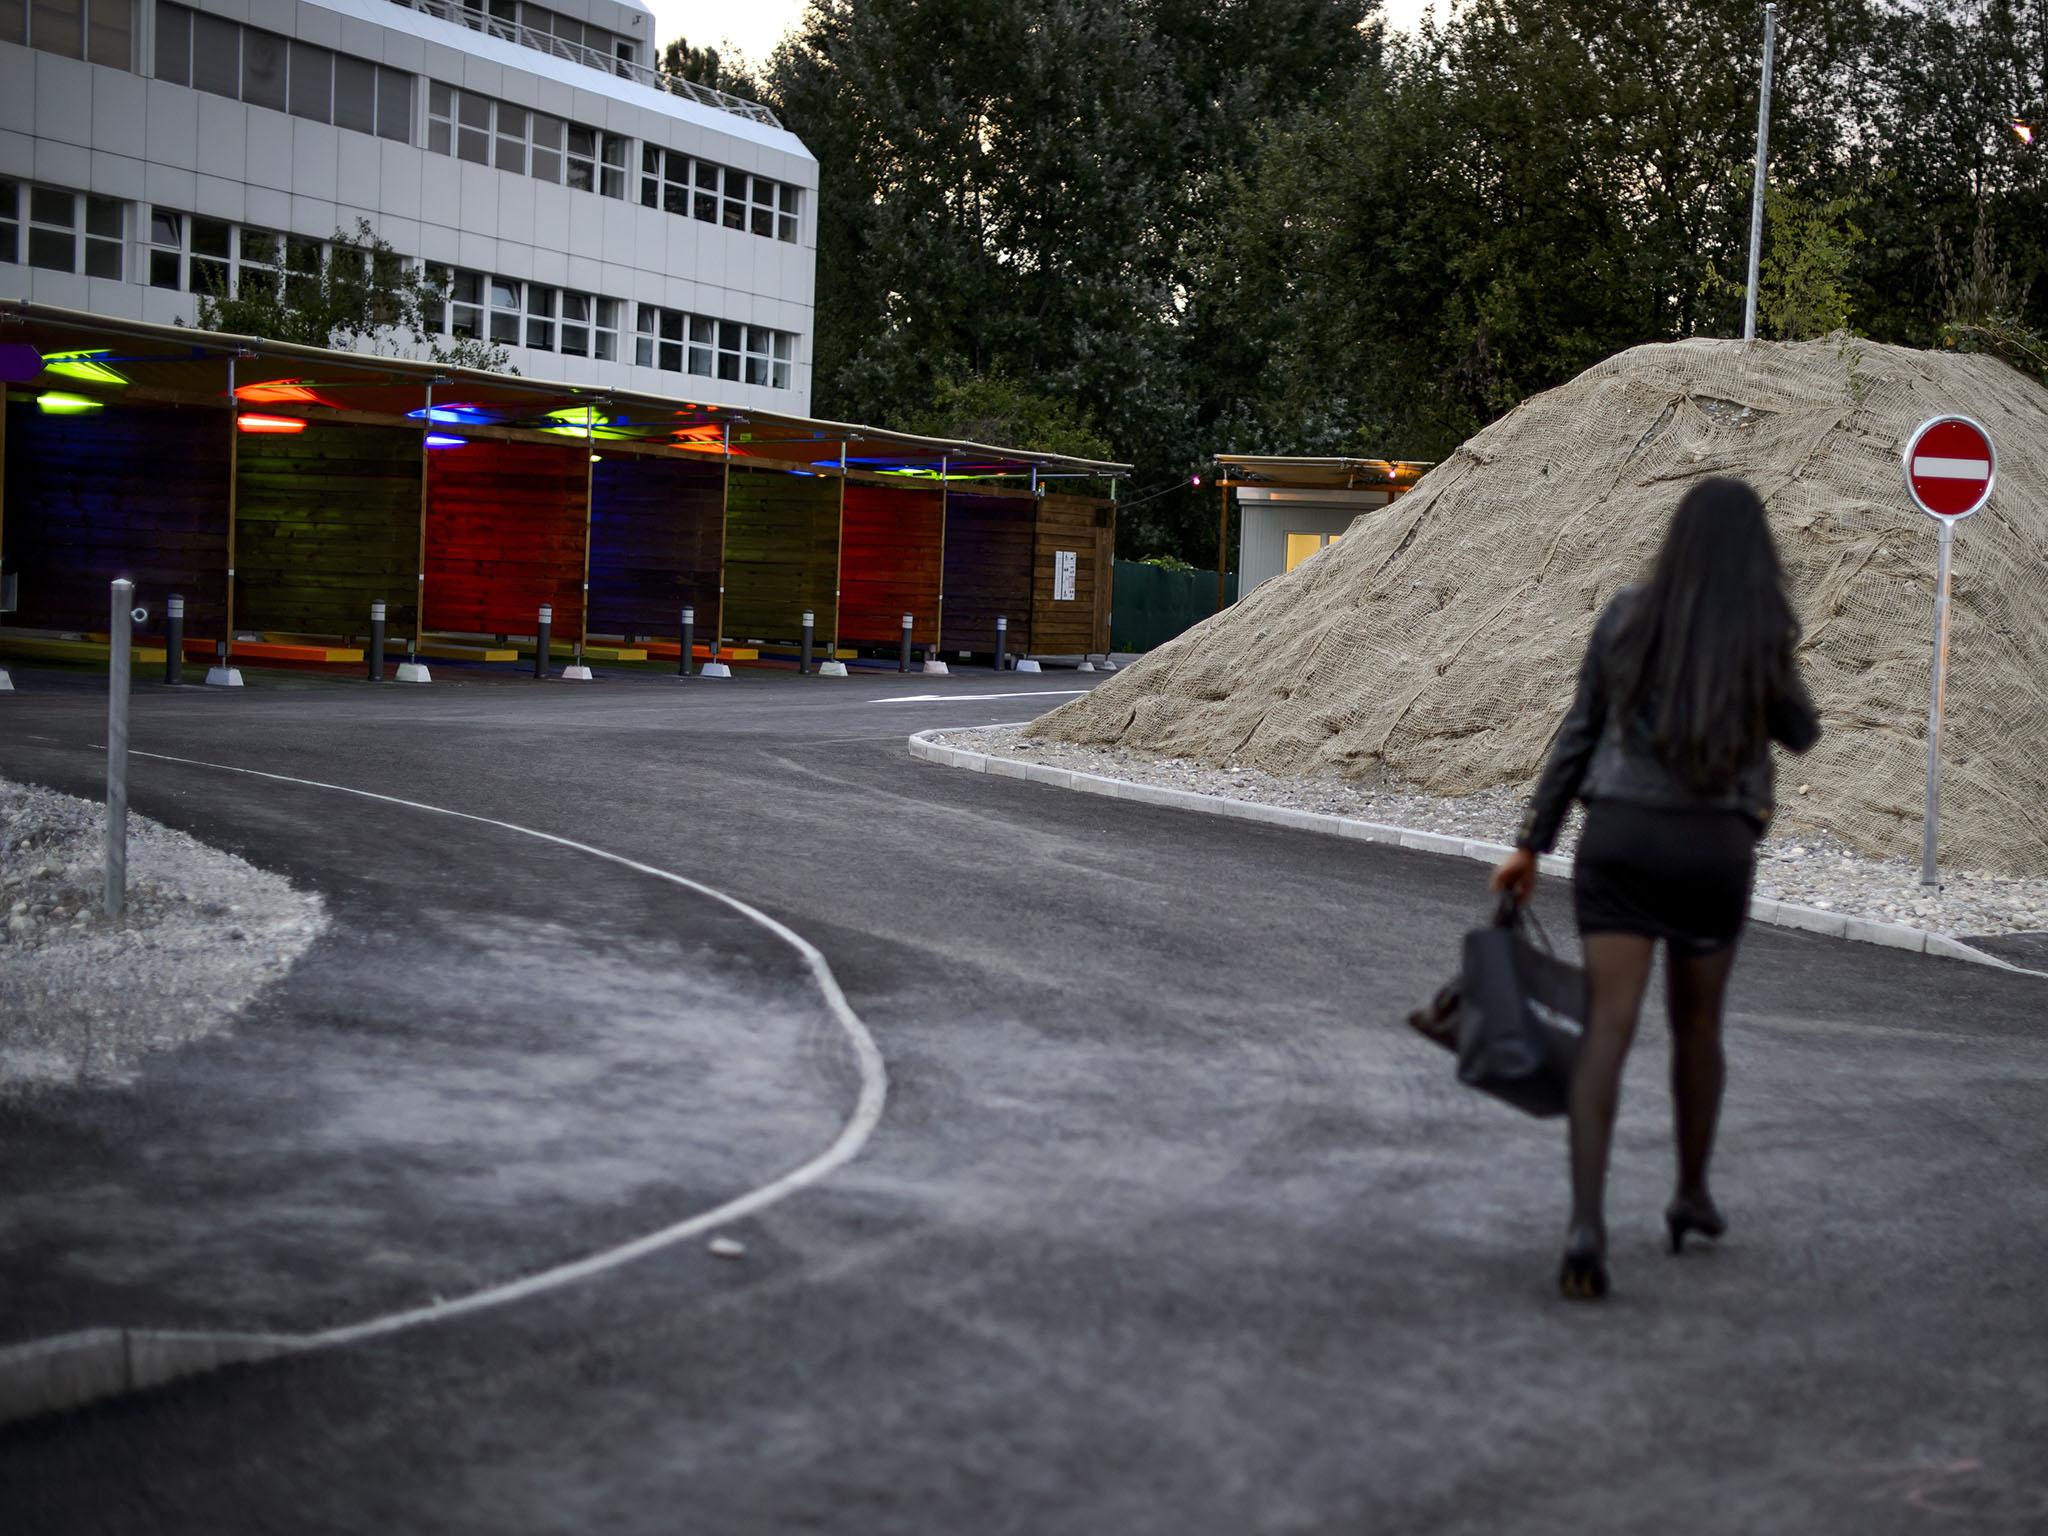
{"left": 126, "top": 748, "right": 889, "bottom": 1352}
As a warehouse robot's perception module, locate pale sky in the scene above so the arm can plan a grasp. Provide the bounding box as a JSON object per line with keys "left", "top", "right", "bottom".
{"left": 643, "top": 0, "right": 1436, "bottom": 71}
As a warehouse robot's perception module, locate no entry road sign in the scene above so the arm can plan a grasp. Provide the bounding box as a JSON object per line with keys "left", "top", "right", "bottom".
{"left": 1903, "top": 416, "right": 1996, "bottom": 520}
{"left": 1902, "top": 414, "right": 1997, "bottom": 890}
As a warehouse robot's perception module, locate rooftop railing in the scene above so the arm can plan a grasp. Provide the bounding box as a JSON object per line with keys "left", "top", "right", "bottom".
{"left": 389, "top": 0, "right": 783, "bottom": 128}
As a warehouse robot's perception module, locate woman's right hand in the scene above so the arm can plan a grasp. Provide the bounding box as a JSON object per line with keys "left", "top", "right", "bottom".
{"left": 1490, "top": 847, "right": 1539, "bottom": 904}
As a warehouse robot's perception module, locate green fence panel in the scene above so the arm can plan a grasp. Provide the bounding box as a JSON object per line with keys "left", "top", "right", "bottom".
{"left": 1112, "top": 562, "right": 1238, "bottom": 653}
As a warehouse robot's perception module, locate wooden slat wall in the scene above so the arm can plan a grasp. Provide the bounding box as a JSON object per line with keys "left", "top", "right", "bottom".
{"left": 722, "top": 466, "right": 839, "bottom": 644}
{"left": 1031, "top": 493, "right": 1114, "bottom": 656}
{"left": 587, "top": 454, "right": 725, "bottom": 637}
{"left": 1, "top": 396, "right": 231, "bottom": 634}
{"left": 424, "top": 439, "right": 589, "bottom": 636}
{"left": 840, "top": 481, "right": 942, "bottom": 645}
{"left": 942, "top": 488, "right": 1038, "bottom": 655}
{"left": 235, "top": 421, "right": 422, "bottom": 637}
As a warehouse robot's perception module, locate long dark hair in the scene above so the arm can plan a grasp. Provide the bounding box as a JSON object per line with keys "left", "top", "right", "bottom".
{"left": 1610, "top": 477, "right": 1800, "bottom": 793}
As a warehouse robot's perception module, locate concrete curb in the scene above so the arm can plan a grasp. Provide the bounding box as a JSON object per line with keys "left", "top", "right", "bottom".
{"left": 908, "top": 730, "right": 2045, "bottom": 978}
{"left": 0, "top": 1327, "right": 300, "bottom": 1426}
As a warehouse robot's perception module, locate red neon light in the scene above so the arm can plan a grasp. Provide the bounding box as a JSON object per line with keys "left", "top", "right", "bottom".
{"left": 236, "top": 413, "right": 308, "bottom": 434}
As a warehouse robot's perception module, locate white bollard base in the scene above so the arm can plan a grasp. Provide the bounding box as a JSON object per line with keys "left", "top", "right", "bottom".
{"left": 921, "top": 659, "right": 950, "bottom": 675}
{"left": 0, "top": 667, "right": 13, "bottom": 692}
{"left": 817, "top": 660, "right": 848, "bottom": 677}
{"left": 1099, "top": 659, "right": 1119, "bottom": 671}
{"left": 395, "top": 662, "right": 432, "bottom": 684}
{"left": 1077, "top": 661, "right": 1095, "bottom": 672}
{"left": 700, "top": 661, "right": 732, "bottom": 678}
{"left": 1014, "top": 658, "right": 1041, "bottom": 674}
{"left": 561, "top": 664, "right": 595, "bottom": 681}
{"left": 204, "top": 667, "right": 244, "bottom": 688}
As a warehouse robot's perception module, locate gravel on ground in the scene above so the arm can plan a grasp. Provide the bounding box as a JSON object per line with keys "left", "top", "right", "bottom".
{"left": 937, "top": 727, "right": 2048, "bottom": 941}
{"left": 0, "top": 775, "right": 326, "bottom": 1094}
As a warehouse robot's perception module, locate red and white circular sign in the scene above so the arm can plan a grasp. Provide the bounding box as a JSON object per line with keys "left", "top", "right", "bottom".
{"left": 1903, "top": 416, "right": 1996, "bottom": 520}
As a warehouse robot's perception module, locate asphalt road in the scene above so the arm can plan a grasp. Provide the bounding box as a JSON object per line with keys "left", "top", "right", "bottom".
{"left": 1, "top": 665, "right": 2044, "bottom": 1535}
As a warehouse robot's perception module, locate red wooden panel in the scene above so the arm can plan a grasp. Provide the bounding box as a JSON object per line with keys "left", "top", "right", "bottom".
{"left": 423, "top": 439, "right": 589, "bottom": 636}
{"left": 840, "top": 481, "right": 943, "bottom": 645}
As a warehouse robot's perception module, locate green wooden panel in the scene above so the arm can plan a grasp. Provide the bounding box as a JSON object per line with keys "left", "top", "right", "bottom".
{"left": 722, "top": 466, "right": 840, "bottom": 645}
{"left": 235, "top": 421, "right": 423, "bottom": 637}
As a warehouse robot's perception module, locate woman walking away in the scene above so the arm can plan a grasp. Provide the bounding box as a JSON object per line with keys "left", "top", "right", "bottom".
{"left": 1490, "top": 477, "right": 1819, "bottom": 1301}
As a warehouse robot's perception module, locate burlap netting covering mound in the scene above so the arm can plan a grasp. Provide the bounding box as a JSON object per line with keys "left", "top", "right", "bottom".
{"left": 1030, "top": 338, "right": 2048, "bottom": 877}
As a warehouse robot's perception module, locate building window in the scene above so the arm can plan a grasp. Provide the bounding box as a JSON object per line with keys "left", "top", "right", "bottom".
{"left": 1283, "top": 531, "right": 1341, "bottom": 572}
{"left": 20, "top": 185, "right": 122, "bottom": 278}
{"left": 157, "top": 6, "right": 410, "bottom": 141}
{"left": 693, "top": 160, "right": 719, "bottom": 223}
{"left": 720, "top": 169, "right": 746, "bottom": 231}
{"left": 7, "top": 0, "right": 132, "bottom": 68}
{"left": 777, "top": 184, "right": 799, "bottom": 243}
{"left": 488, "top": 276, "right": 520, "bottom": 345}
{"left": 0, "top": 180, "right": 19, "bottom": 266}
{"left": 634, "top": 304, "right": 795, "bottom": 388}
{"left": 188, "top": 215, "right": 230, "bottom": 294}
{"left": 426, "top": 84, "right": 616, "bottom": 198}
{"left": 236, "top": 226, "right": 282, "bottom": 297}
{"left": 558, "top": 293, "right": 618, "bottom": 360}
{"left": 524, "top": 283, "right": 554, "bottom": 350}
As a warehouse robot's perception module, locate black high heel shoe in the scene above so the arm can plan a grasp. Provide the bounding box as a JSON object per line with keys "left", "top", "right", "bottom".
{"left": 1665, "top": 1196, "right": 1727, "bottom": 1254}
{"left": 1559, "top": 1225, "right": 1608, "bottom": 1300}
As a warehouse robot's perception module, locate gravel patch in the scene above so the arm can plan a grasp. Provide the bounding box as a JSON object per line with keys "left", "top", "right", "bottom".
{"left": 938, "top": 727, "right": 2048, "bottom": 941}
{"left": 0, "top": 776, "right": 327, "bottom": 1094}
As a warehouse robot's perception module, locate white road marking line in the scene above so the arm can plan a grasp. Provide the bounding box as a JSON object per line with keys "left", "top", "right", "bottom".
{"left": 871, "top": 690, "right": 1091, "bottom": 704}
{"left": 1911, "top": 456, "right": 1991, "bottom": 479}
{"left": 121, "top": 748, "right": 890, "bottom": 1354}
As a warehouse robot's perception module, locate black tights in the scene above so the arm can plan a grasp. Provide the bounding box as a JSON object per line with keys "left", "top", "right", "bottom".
{"left": 1568, "top": 933, "right": 1739, "bottom": 1239}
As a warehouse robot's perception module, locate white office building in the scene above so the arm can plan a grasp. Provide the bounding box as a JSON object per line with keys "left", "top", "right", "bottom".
{"left": 0, "top": 0, "right": 820, "bottom": 411}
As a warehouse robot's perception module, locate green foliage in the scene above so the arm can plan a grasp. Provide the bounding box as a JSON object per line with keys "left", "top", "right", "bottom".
{"left": 1758, "top": 186, "right": 1865, "bottom": 340}
{"left": 189, "top": 219, "right": 511, "bottom": 372}
{"left": 763, "top": 0, "right": 2047, "bottom": 562}
{"left": 903, "top": 371, "right": 1113, "bottom": 461}
{"left": 658, "top": 36, "right": 763, "bottom": 102}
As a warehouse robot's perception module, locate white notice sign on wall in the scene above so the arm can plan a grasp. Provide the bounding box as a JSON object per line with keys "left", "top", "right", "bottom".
{"left": 1053, "top": 550, "right": 1077, "bottom": 602}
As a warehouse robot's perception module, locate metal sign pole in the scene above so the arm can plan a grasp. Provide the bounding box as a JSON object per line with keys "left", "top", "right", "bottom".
{"left": 105, "top": 579, "right": 133, "bottom": 918}
{"left": 1918, "top": 518, "right": 1955, "bottom": 887}
{"left": 1742, "top": 3, "right": 1778, "bottom": 342}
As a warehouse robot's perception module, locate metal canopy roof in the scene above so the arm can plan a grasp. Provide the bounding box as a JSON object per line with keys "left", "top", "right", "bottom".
{"left": 0, "top": 302, "right": 1130, "bottom": 482}
{"left": 1214, "top": 454, "right": 1433, "bottom": 490}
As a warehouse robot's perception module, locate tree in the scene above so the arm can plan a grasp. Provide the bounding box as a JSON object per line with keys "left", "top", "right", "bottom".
{"left": 903, "top": 370, "right": 1113, "bottom": 461}
{"left": 190, "top": 219, "right": 509, "bottom": 372}
{"left": 658, "top": 36, "right": 763, "bottom": 102}
{"left": 764, "top": 0, "right": 1380, "bottom": 560}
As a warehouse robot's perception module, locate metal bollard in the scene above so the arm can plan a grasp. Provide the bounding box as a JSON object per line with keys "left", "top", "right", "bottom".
{"left": 800, "top": 610, "right": 814, "bottom": 676}
{"left": 995, "top": 615, "right": 1008, "bottom": 672}
{"left": 367, "top": 600, "right": 386, "bottom": 682}
{"left": 534, "top": 605, "right": 552, "bottom": 679}
{"left": 164, "top": 593, "right": 184, "bottom": 685}
{"left": 900, "top": 613, "right": 913, "bottom": 673}
{"left": 106, "top": 579, "right": 133, "bottom": 917}
{"left": 679, "top": 605, "right": 695, "bottom": 677}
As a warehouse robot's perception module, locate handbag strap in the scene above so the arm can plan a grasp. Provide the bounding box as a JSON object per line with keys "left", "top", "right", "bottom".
{"left": 1493, "top": 891, "right": 1557, "bottom": 955}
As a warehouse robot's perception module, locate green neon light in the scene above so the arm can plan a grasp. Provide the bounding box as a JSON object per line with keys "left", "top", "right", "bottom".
{"left": 41, "top": 350, "right": 130, "bottom": 387}
{"left": 36, "top": 391, "right": 105, "bottom": 415}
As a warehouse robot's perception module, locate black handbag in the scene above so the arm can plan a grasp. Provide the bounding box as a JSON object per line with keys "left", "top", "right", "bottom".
{"left": 1406, "top": 894, "right": 1586, "bottom": 1118}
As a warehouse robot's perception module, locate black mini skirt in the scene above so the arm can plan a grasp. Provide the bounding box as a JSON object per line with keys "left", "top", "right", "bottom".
{"left": 1572, "top": 799, "right": 1761, "bottom": 955}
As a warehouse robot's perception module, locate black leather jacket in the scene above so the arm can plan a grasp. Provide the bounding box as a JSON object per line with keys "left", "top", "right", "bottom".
{"left": 1517, "top": 585, "right": 1821, "bottom": 853}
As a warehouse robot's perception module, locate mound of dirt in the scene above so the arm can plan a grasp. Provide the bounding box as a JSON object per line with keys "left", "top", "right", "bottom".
{"left": 1034, "top": 338, "right": 2048, "bottom": 876}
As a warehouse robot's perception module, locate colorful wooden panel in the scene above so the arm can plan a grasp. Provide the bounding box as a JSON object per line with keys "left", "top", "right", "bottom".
{"left": 424, "top": 439, "right": 589, "bottom": 637}
{"left": 721, "top": 466, "right": 839, "bottom": 645}
{"left": 1031, "top": 494, "right": 1115, "bottom": 656}
{"left": 587, "top": 454, "right": 724, "bottom": 638}
{"left": 235, "top": 421, "right": 422, "bottom": 639}
{"left": 2, "top": 395, "right": 231, "bottom": 636}
{"left": 840, "top": 481, "right": 943, "bottom": 646}
{"left": 941, "top": 489, "right": 1037, "bottom": 655}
